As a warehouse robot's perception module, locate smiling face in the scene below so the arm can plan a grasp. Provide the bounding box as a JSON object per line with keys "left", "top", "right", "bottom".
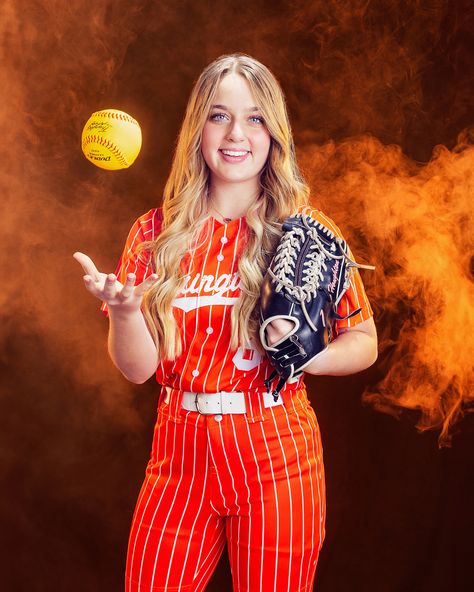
{"left": 201, "top": 73, "right": 271, "bottom": 193}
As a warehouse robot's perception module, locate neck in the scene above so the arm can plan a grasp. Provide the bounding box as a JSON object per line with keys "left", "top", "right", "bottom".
{"left": 207, "top": 181, "right": 261, "bottom": 220}
{"left": 211, "top": 203, "right": 234, "bottom": 223}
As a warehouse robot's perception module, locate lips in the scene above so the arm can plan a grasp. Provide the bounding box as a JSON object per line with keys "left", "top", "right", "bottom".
{"left": 219, "top": 149, "right": 250, "bottom": 154}
{"left": 218, "top": 149, "right": 251, "bottom": 163}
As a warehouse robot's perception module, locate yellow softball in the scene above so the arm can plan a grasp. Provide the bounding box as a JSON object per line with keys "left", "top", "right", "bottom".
{"left": 81, "top": 109, "right": 142, "bottom": 170}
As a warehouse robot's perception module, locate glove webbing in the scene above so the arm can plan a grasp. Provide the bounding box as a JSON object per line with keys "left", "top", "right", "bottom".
{"left": 269, "top": 217, "right": 373, "bottom": 332}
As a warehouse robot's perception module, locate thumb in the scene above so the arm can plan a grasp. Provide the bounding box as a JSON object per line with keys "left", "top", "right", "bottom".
{"left": 73, "top": 252, "right": 101, "bottom": 282}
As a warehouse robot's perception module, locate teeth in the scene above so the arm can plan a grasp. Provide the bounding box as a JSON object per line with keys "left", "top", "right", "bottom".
{"left": 221, "top": 150, "right": 248, "bottom": 156}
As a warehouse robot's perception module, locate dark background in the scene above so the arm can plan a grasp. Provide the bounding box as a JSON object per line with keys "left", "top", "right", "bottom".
{"left": 1, "top": 0, "right": 473, "bottom": 590}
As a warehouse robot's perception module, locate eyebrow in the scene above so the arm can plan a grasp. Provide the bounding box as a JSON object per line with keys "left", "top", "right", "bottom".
{"left": 210, "top": 104, "right": 261, "bottom": 112}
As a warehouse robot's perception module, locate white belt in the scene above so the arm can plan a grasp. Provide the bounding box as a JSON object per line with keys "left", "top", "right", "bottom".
{"left": 164, "top": 387, "right": 284, "bottom": 415}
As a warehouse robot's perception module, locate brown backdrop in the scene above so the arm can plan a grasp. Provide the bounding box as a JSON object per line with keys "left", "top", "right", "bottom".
{"left": 1, "top": 1, "right": 473, "bottom": 590}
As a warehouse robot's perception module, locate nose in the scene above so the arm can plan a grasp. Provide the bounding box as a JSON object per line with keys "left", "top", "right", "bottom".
{"left": 226, "top": 119, "right": 245, "bottom": 142}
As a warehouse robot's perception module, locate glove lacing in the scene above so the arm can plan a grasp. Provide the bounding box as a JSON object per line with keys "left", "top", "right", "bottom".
{"left": 268, "top": 213, "right": 371, "bottom": 332}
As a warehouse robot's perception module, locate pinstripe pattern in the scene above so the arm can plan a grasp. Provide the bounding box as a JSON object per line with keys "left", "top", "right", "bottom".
{"left": 99, "top": 206, "right": 372, "bottom": 591}
{"left": 100, "top": 207, "right": 372, "bottom": 387}
{"left": 125, "top": 387, "right": 325, "bottom": 592}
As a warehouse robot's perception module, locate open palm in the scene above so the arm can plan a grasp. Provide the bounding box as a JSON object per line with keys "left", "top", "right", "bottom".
{"left": 73, "top": 251, "right": 158, "bottom": 313}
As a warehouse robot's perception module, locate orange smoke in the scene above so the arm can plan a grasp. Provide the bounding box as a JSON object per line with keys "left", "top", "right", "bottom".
{"left": 0, "top": 0, "right": 149, "bottom": 428}
{"left": 301, "top": 129, "right": 474, "bottom": 446}
{"left": 1, "top": 0, "right": 472, "bottom": 447}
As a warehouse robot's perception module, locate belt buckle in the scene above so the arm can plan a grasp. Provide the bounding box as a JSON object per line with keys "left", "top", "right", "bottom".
{"left": 194, "top": 391, "right": 223, "bottom": 414}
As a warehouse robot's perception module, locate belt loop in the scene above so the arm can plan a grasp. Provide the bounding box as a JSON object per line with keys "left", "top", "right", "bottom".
{"left": 243, "top": 390, "right": 265, "bottom": 423}
{"left": 158, "top": 385, "right": 167, "bottom": 409}
{"left": 163, "top": 386, "right": 184, "bottom": 423}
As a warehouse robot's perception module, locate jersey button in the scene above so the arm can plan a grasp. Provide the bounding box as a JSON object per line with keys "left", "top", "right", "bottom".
{"left": 214, "top": 414, "right": 223, "bottom": 422}
{"left": 217, "top": 254, "right": 224, "bottom": 261}
{"left": 206, "top": 327, "right": 213, "bottom": 334}
{"left": 220, "top": 237, "right": 228, "bottom": 244}
{"left": 192, "top": 369, "right": 199, "bottom": 377}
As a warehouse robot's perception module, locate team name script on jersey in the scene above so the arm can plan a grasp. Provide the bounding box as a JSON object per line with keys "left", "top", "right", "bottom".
{"left": 172, "top": 271, "right": 242, "bottom": 312}
{"left": 181, "top": 271, "right": 242, "bottom": 296}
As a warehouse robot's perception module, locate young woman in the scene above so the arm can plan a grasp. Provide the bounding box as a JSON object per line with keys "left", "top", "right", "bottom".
{"left": 74, "top": 53, "right": 377, "bottom": 592}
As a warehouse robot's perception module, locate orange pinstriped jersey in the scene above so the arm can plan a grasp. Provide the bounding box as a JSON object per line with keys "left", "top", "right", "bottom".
{"left": 100, "top": 206, "right": 373, "bottom": 392}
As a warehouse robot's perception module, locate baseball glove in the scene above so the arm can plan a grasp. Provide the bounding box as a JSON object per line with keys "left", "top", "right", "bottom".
{"left": 259, "top": 209, "right": 374, "bottom": 401}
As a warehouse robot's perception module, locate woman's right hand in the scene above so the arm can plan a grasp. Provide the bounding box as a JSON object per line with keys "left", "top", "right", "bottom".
{"left": 73, "top": 252, "right": 158, "bottom": 314}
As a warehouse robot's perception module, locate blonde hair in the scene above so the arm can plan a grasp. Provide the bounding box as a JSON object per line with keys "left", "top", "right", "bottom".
{"left": 138, "top": 52, "right": 310, "bottom": 361}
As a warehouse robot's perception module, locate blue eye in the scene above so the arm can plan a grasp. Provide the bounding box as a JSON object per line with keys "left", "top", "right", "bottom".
{"left": 209, "top": 112, "right": 265, "bottom": 124}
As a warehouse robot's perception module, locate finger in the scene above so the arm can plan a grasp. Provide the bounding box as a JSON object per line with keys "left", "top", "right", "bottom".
{"left": 73, "top": 252, "right": 101, "bottom": 282}
{"left": 102, "top": 273, "right": 119, "bottom": 298}
{"left": 119, "top": 273, "right": 137, "bottom": 300}
{"left": 134, "top": 274, "right": 159, "bottom": 297}
{"left": 82, "top": 274, "right": 101, "bottom": 298}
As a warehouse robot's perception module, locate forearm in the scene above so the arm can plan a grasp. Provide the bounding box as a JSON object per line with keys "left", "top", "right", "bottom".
{"left": 107, "top": 307, "right": 159, "bottom": 384}
{"left": 303, "top": 329, "right": 378, "bottom": 376}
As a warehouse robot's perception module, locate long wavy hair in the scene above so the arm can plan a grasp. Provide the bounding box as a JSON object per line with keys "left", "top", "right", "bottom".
{"left": 137, "top": 53, "right": 310, "bottom": 361}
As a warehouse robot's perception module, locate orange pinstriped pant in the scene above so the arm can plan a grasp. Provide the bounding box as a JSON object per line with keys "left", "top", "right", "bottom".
{"left": 125, "top": 386, "right": 326, "bottom": 592}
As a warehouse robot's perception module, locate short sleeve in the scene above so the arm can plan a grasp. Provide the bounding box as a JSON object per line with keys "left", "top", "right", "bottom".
{"left": 333, "top": 263, "right": 374, "bottom": 331}
{"left": 100, "top": 208, "right": 163, "bottom": 318}
{"left": 298, "top": 205, "right": 374, "bottom": 331}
